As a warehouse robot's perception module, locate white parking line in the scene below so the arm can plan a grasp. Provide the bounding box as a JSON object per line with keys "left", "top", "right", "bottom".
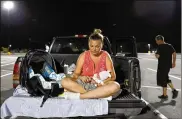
{"left": 1, "top": 56, "right": 18, "bottom": 58}
{"left": 139, "top": 58, "right": 157, "bottom": 61}
{"left": 147, "top": 68, "right": 181, "bottom": 80}
{"left": 132, "top": 93, "right": 168, "bottom": 119}
{"left": 140, "top": 57, "right": 181, "bottom": 61}
{"left": 1, "top": 70, "right": 13, "bottom": 72}
{"left": 1, "top": 62, "right": 8, "bottom": 64}
{"left": 141, "top": 98, "right": 168, "bottom": 119}
{"left": 1, "top": 61, "right": 15, "bottom": 63}
{"left": 142, "top": 85, "right": 181, "bottom": 91}
{"left": 1, "top": 73, "right": 13, "bottom": 78}
{"left": 1, "top": 62, "right": 15, "bottom": 67}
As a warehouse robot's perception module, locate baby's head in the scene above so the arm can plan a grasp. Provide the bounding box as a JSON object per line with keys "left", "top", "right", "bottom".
{"left": 99, "top": 70, "right": 111, "bottom": 81}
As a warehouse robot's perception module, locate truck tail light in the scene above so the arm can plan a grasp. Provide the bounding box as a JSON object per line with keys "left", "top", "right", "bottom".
{"left": 13, "top": 57, "right": 22, "bottom": 89}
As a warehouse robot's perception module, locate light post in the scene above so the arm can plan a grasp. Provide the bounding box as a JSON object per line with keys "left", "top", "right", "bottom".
{"left": 8, "top": 44, "right": 12, "bottom": 50}
{"left": 3, "top": 1, "right": 14, "bottom": 47}
{"left": 120, "top": 45, "right": 122, "bottom": 53}
{"left": 148, "top": 44, "right": 150, "bottom": 53}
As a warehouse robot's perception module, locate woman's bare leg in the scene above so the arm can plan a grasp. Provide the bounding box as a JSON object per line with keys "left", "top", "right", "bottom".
{"left": 61, "top": 78, "right": 87, "bottom": 94}
{"left": 80, "top": 81, "right": 120, "bottom": 99}
{"left": 61, "top": 78, "right": 120, "bottom": 99}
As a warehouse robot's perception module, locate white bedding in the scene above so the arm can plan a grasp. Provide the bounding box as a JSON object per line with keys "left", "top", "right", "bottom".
{"left": 1, "top": 85, "right": 108, "bottom": 119}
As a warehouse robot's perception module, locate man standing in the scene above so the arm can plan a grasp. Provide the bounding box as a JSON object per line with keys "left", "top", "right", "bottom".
{"left": 155, "top": 35, "right": 178, "bottom": 99}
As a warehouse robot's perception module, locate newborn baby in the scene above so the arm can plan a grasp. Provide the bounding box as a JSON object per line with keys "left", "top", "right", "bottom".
{"left": 92, "top": 70, "right": 111, "bottom": 85}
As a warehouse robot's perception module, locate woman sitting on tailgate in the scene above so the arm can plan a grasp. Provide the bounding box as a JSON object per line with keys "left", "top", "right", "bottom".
{"left": 60, "top": 29, "right": 120, "bottom": 99}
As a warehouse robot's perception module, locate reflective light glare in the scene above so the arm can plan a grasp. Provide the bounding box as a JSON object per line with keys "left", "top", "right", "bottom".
{"left": 3, "top": 1, "right": 14, "bottom": 10}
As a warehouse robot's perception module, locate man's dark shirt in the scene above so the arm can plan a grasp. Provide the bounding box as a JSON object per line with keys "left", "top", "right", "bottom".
{"left": 156, "top": 43, "right": 175, "bottom": 69}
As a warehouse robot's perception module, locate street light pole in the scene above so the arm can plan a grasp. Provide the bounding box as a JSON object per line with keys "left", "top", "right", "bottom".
{"left": 3, "top": 1, "right": 14, "bottom": 50}
{"left": 148, "top": 44, "right": 150, "bottom": 53}
{"left": 7, "top": 8, "right": 10, "bottom": 47}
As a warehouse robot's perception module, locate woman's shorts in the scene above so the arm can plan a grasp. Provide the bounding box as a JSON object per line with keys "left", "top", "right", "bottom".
{"left": 76, "top": 79, "right": 97, "bottom": 91}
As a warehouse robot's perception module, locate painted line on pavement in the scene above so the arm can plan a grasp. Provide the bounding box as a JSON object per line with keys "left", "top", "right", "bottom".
{"left": 1, "top": 69, "right": 13, "bottom": 72}
{"left": 1, "top": 73, "right": 13, "bottom": 78}
{"left": 1, "top": 56, "right": 18, "bottom": 58}
{"left": 1, "top": 61, "right": 15, "bottom": 64}
{"left": 1, "top": 62, "right": 8, "bottom": 64}
{"left": 147, "top": 68, "right": 181, "bottom": 80}
{"left": 132, "top": 93, "right": 168, "bottom": 119}
{"left": 1, "top": 62, "right": 15, "bottom": 67}
{"left": 142, "top": 85, "right": 181, "bottom": 91}
{"left": 141, "top": 97, "right": 168, "bottom": 119}
{"left": 139, "top": 58, "right": 157, "bottom": 61}
{"left": 139, "top": 57, "right": 181, "bottom": 61}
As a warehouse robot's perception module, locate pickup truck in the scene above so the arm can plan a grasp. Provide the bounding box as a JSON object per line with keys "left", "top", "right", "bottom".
{"left": 12, "top": 35, "right": 147, "bottom": 118}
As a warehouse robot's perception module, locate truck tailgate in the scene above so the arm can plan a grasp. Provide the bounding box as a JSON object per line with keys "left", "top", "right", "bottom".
{"left": 109, "top": 93, "right": 146, "bottom": 108}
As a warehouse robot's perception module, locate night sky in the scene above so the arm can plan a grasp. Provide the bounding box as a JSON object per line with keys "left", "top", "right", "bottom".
{"left": 0, "top": 0, "right": 181, "bottom": 52}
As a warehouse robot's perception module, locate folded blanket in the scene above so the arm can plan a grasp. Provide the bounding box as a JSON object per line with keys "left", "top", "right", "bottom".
{"left": 1, "top": 86, "right": 108, "bottom": 119}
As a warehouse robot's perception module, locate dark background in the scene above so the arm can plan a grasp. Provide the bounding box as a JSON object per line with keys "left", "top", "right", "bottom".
{"left": 0, "top": 0, "right": 181, "bottom": 52}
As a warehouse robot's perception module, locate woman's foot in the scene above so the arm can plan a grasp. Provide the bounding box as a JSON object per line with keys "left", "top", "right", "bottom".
{"left": 59, "top": 92, "right": 80, "bottom": 99}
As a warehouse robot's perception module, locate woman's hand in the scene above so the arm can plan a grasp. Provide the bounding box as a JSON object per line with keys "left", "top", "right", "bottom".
{"left": 79, "top": 76, "right": 92, "bottom": 83}
{"left": 90, "top": 79, "right": 97, "bottom": 84}
{"left": 96, "top": 83, "right": 103, "bottom": 87}
{"left": 90, "top": 78, "right": 104, "bottom": 87}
